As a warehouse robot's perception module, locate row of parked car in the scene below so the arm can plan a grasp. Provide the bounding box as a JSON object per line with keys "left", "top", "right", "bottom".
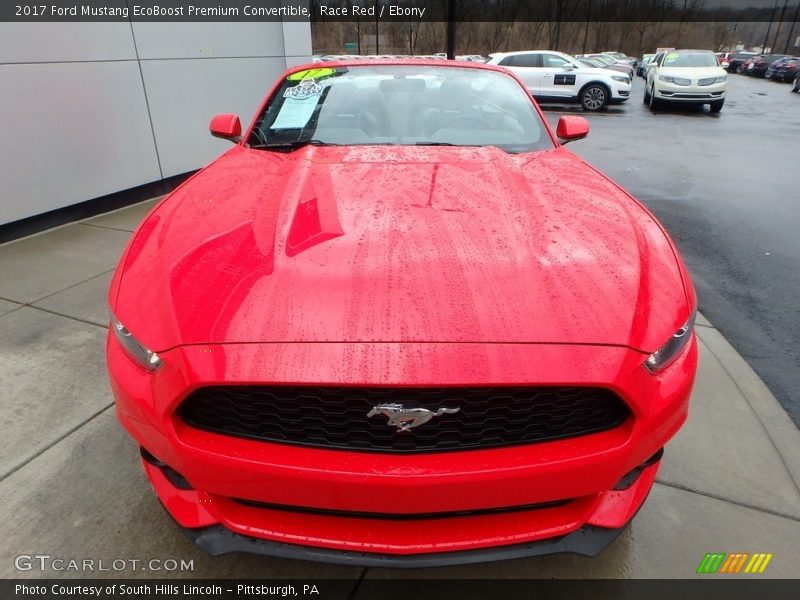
{"left": 316, "top": 50, "right": 639, "bottom": 111}
{"left": 485, "top": 49, "right": 731, "bottom": 113}
{"left": 718, "top": 51, "right": 800, "bottom": 91}
{"left": 317, "top": 49, "right": 764, "bottom": 112}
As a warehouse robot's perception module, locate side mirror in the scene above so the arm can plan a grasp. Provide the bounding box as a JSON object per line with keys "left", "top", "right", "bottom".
{"left": 209, "top": 113, "right": 242, "bottom": 142}
{"left": 556, "top": 115, "right": 590, "bottom": 144}
{"left": 563, "top": 64, "right": 575, "bottom": 71}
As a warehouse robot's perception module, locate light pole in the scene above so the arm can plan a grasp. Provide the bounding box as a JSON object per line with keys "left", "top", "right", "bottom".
{"left": 553, "top": 0, "right": 563, "bottom": 50}
{"left": 762, "top": 0, "right": 780, "bottom": 52}
{"left": 771, "top": 0, "right": 790, "bottom": 55}
{"left": 446, "top": 0, "right": 456, "bottom": 59}
{"left": 582, "top": 0, "right": 593, "bottom": 55}
{"left": 374, "top": 1, "right": 379, "bottom": 54}
{"left": 784, "top": 3, "right": 800, "bottom": 54}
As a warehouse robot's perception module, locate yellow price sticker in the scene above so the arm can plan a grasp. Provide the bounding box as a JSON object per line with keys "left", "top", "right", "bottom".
{"left": 288, "top": 68, "right": 336, "bottom": 81}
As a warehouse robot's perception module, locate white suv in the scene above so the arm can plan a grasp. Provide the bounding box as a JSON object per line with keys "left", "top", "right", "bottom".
{"left": 486, "top": 50, "right": 632, "bottom": 111}
{"left": 645, "top": 50, "right": 727, "bottom": 112}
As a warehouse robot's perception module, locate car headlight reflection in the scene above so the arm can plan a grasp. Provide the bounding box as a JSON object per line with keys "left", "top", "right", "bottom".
{"left": 644, "top": 312, "right": 696, "bottom": 374}
{"left": 111, "top": 314, "right": 163, "bottom": 371}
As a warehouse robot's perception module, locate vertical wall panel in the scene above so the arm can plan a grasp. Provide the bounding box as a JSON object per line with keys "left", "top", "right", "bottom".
{"left": 140, "top": 56, "right": 287, "bottom": 177}
{"left": 0, "top": 21, "right": 312, "bottom": 227}
{"left": 0, "top": 20, "right": 135, "bottom": 63}
{"left": 282, "top": 20, "right": 314, "bottom": 63}
{"left": 131, "top": 22, "right": 288, "bottom": 59}
{"left": 0, "top": 62, "right": 162, "bottom": 224}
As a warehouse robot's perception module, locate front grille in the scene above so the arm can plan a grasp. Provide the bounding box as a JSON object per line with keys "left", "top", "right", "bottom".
{"left": 178, "top": 386, "right": 630, "bottom": 453}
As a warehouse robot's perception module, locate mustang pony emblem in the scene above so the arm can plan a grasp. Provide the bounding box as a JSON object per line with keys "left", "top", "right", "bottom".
{"left": 367, "top": 403, "right": 460, "bottom": 432}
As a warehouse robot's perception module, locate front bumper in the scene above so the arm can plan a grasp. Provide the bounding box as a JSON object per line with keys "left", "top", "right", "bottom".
{"left": 773, "top": 71, "right": 798, "bottom": 82}
{"left": 654, "top": 80, "right": 726, "bottom": 102}
{"left": 610, "top": 89, "right": 630, "bottom": 104}
{"left": 108, "top": 336, "right": 696, "bottom": 563}
{"left": 182, "top": 515, "right": 633, "bottom": 568}
{"left": 610, "top": 83, "right": 631, "bottom": 102}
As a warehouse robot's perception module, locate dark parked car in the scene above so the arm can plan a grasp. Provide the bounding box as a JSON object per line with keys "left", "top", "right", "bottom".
{"left": 750, "top": 54, "right": 788, "bottom": 77}
{"left": 767, "top": 57, "right": 800, "bottom": 82}
{"left": 729, "top": 52, "right": 758, "bottom": 73}
{"left": 741, "top": 56, "right": 760, "bottom": 75}
{"left": 637, "top": 54, "right": 656, "bottom": 77}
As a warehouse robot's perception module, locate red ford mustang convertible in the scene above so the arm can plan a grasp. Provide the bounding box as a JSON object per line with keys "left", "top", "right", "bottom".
{"left": 107, "top": 60, "right": 697, "bottom": 567}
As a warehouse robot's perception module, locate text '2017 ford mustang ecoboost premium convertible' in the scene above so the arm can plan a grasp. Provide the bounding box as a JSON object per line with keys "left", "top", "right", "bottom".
{"left": 107, "top": 60, "right": 697, "bottom": 567}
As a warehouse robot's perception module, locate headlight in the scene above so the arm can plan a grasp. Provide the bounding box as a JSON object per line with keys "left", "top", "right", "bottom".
{"left": 643, "top": 312, "right": 696, "bottom": 374}
{"left": 713, "top": 75, "right": 727, "bottom": 83}
{"left": 612, "top": 75, "right": 630, "bottom": 83}
{"left": 111, "top": 314, "right": 163, "bottom": 371}
{"left": 659, "top": 75, "right": 691, "bottom": 85}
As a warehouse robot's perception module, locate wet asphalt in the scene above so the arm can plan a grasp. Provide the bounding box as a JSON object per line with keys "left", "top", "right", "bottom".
{"left": 543, "top": 73, "right": 800, "bottom": 427}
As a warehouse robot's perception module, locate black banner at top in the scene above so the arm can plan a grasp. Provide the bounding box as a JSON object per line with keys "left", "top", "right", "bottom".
{"left": 1, "top": 0, "right": 798, "bottom": 22}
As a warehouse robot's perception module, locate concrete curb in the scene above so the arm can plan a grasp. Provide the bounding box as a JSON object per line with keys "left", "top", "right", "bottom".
{"left": 695, "top": 312, "right": 800, "bottom": 493}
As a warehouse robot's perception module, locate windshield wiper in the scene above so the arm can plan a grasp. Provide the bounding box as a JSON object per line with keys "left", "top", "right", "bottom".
{"left": 249, "top": 139, "right": 337, "bottom": 152}
{"left": 414, "top": 142, "right": 480, "bottom": 147}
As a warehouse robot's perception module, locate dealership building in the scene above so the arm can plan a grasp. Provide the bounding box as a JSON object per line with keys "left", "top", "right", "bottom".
{"left": 0, "top": 21, "right": 312, "bottom": 234}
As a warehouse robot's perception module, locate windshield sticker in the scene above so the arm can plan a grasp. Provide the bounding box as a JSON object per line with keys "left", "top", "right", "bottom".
{"left": 284, "top": 78, "right": 324, "bottom": 100}
{"left": 271, "top": 95, "right": 319, "bottom": 129}
{"left": 665, "top": 52, "right": 679, "bottom": 61}
{"left": 288, "top": 67, "right": 336, "bottom": 82}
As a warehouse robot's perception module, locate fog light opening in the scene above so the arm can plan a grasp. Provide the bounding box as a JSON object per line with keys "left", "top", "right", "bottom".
{"left": 613, "top": 448, "right": 664, "bottom": 491}
{"left": 140, "top": 447, "right": 193, "bottom": 490}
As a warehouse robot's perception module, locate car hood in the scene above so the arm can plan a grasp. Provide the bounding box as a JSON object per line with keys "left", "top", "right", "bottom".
{"left": 113, "top": 145, "right": 689, "bottom": 353}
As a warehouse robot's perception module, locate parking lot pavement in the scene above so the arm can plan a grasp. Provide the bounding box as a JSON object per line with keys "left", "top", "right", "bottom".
{"left": 1, "top": 157, "right": 799, "bottom": 581}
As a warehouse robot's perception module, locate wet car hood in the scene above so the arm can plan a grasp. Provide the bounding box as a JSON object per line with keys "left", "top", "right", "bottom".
{"left": 112, "top": 145, "right": 690, "bottom": 353}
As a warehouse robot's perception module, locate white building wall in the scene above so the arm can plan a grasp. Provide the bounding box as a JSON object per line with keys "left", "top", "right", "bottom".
{"left": 0, "top": 21, "right": 312, "bottom": 226}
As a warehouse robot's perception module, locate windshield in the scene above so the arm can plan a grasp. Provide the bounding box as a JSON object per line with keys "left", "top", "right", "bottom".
{"left": 662, "top": 52, "right": 719, "bottom": 68}
{"left": 248, "top": 65, "right": 553, "bottom": 153}
{"left": 590, "top": 55, "right": 615, "bottom": 65}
